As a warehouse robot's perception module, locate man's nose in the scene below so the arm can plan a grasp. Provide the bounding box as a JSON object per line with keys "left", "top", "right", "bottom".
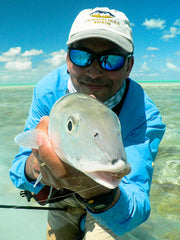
{"left": 86, "top": 60, "right": 103, "bottom": 79}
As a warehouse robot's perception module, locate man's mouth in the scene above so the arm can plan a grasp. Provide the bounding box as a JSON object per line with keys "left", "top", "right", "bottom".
{"left": 81, "top": 82, "right": 108, "bottom": 91}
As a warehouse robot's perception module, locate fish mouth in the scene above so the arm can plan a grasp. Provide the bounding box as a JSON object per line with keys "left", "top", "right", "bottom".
{"left": 84, "top": 164, "right": 131, "bottom": 189}
{"left": 85, "top": 170, "right": 123, "bottom": 189}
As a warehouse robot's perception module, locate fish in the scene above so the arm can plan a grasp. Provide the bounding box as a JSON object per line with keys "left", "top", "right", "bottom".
{"left": 15, "top": 93, "right": 131, "bottom": 189}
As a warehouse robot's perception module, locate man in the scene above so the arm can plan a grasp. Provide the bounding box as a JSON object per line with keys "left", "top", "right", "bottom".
{"left": 10, "top": 7, "right": 165, "bottom": 240}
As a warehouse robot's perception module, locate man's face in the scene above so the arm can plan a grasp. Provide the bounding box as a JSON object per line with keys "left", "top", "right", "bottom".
{"left": 67, "top": 38, "right": 134, "bottom": 102}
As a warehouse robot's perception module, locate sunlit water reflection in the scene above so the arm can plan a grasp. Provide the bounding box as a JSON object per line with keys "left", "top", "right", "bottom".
{"left": 0, "top": 84, "right": 179, "bottom": 240}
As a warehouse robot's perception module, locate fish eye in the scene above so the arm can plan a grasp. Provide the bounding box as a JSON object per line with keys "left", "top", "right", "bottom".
{"left": 66, "top": 114, "right": 79, "bottom": 134}
{"left": 67, "top": 120, "right": 73, "bottom": 132}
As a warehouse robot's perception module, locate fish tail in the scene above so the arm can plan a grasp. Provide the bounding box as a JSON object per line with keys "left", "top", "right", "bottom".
{"left": 14, "top": 129, "right": 40, "bottom": 149}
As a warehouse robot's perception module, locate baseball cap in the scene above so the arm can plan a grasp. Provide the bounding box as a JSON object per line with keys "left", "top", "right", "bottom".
{"left": 67, "top": 7, "right": 134, "bottom": 53}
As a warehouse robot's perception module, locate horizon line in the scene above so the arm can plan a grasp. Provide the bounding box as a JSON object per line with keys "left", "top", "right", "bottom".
{"left": 1, "top": 80, "right": 180, "bottom": 87}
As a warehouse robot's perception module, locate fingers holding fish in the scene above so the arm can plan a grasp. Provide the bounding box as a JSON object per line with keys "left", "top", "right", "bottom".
{"left": 34, "top": 116, "right": 67, "bottom": 179}
{"left": 37, "top": 164, "right": 64, "bottom": 190}
{"left": 27, "top": 115, "right": 68, "bottom": 188}
{"left": 25, "top": 152, "right": 41, "bottom": 181}
{"left": 37, "top": 132, "right": 67, "bottom": 179}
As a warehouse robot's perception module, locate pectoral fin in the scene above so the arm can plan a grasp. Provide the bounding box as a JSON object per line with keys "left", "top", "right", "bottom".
{"left": 14, "top": 129, "right": 40, "bottom": 149}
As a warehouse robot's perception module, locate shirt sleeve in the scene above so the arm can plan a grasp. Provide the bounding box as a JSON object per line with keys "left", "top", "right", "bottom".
{"left": 89, "top": 110, "right": 166, "bottom": 236}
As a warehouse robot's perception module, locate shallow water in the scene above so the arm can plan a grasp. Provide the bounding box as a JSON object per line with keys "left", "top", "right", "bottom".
{"left": 0, "top": 84, "right": 179, "bottom": 239}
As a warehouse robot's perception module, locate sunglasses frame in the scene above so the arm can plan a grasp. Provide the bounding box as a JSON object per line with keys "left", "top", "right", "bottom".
{"left": 68, "top": 47, "right": 133, "bottom": 71}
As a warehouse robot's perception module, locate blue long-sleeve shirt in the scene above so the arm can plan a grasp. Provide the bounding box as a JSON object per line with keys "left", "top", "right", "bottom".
{"left": 10, "top": 64, "right": 165, "bottom": 236}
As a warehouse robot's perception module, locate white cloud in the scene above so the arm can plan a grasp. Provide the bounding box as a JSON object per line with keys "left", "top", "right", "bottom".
{"left": 0, "top": 56, "right": 11, "bottom": 62}
{"left": 21, "top": 49, "right": 44, "bottom": 57}
{"left": 2, "top": 47, "right": 21, "bottom": 57}
{"left": 166, "top": 62, "right": 180, "bottom": 71}
{"left": 161, "top": 26, "right": 180, "bottom": 40}
{"left": 142, "top": 54, "right": 156, "bottom": 59}
{"left": 147, "top": 47, "right": 159, "bottom": 51}
{"left": 161, "top": 20, "right": 180, "bottom": 40}
{"left": 174, "top": 19, "right": 180, "bottom": 26}
{"left": 0, "top": 47, "right": 67, "bottom": 84}
{"left": 140, "top": 62, "right": 150, "bottom": 72}
{"left": 175, "top": 51, "right": 180, "bottom": 55}
{"left": 44, "top": 50, "right": 66, "bottom": 67}
{"left": 142, "top": 18, "right": 166, "bottom": 30}
{"left": 4, "top": 61, "right": 32, "bottom": 71}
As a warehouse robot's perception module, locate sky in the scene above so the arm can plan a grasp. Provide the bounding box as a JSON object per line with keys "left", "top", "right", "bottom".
{"left": 0, "top": 0, "right": 180, "bottom": 85}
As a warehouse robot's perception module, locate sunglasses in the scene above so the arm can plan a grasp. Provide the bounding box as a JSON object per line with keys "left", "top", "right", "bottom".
{"left": 68, "top": 47, "right": 133, "bottom": 71}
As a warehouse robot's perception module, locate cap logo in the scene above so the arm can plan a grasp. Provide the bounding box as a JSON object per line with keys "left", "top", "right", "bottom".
{"left": 86, "top": 10, "right": 120, "bottom": 27}
{"left": 90, "top": 10, "right": 115, "bottom": 18}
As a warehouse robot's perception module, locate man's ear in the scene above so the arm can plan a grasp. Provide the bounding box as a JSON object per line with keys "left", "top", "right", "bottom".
{"left": 125, "top": 56, "right": 134, "bottom": 78}
{"left": 66, "top": 53, "right": 70, "bottom": 74}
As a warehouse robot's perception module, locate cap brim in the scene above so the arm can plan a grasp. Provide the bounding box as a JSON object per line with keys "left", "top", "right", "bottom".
{"left": 67, "top": 29, "right": 133, "bottom": 53}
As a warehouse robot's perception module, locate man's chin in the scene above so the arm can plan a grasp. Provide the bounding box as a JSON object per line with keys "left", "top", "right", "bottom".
{"left": 78, "top": 83, "right": 110, "bottom": 102}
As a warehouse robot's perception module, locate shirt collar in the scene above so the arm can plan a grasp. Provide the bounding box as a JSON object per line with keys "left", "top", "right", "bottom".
{"left": 67, "top": 77, "right": 77, "bottom": 93}
{"left": 67, "top": 77, "right": 126, "bottom": 109}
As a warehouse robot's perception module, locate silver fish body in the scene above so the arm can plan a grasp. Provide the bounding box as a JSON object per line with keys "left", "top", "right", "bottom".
{"left": 15, "top": 93, "right": 130, "bottom": 189}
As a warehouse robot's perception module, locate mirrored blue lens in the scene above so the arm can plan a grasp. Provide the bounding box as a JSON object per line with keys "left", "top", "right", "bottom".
{"left": 100, "top": 55, "right": 125, "bottom": 70}
{"left": 69, "top": 49, "right": 92, "bottom": 67}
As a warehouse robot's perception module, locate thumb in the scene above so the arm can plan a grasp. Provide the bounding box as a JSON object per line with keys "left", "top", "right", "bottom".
{"left": 38, "top": 124, "right": 67, "bottom": 179}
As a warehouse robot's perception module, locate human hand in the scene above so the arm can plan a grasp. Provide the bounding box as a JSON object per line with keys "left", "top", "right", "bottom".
{"left": 30, "top": 116, "right": 67, "bottom": 188}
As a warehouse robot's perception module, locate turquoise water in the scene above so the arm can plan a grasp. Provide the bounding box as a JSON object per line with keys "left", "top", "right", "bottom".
{"left": 0, "top": 84, "right": 179, "bottom": 240}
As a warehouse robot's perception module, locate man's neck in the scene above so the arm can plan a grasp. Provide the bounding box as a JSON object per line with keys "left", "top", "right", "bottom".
{"left": 67, "top": 77, "right": 126, "bottom": 109}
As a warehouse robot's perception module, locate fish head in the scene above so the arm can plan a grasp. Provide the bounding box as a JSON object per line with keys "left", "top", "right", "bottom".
{"left": 48, "top": 93, "right": 130, "bottom": 189}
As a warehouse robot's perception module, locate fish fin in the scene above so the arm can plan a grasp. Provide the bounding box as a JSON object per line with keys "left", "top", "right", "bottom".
{"left": 14, "top": 129, "right": 40, "bottom": 149}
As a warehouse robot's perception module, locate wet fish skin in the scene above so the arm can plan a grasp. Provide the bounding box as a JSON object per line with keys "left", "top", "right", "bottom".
{"left": 15, "top": 93, "right": 131, "bottom": 189}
